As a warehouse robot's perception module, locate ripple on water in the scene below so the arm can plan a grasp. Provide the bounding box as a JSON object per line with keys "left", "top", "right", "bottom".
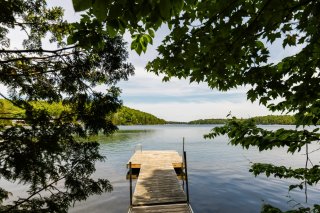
{"left": 1, "top": 125, "right": 318, "bottom": 212}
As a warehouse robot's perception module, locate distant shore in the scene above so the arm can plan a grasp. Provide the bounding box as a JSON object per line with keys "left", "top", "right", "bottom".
{"left": 167, "top": 115, "right": 297, "bottom": 125}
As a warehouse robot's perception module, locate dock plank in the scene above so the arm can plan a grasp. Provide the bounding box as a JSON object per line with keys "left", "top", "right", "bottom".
{"left": 127, "top": 151, "right": 183, "bottom": 169}
{"left": 128, "top": 150, "right": 191, "bottom": 213}
{"left": 133, "top": 163, "right": 186, "bottom": 205}
{"left": 130, "top": 203, "right": 192, "bottom": 213}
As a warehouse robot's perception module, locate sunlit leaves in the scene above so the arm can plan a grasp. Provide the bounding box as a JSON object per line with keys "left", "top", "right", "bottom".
{"left": 131, "top": 33, "right": 153, "bottom": 55}
{"left": 111, "top": 106, "right": 166, "bottom": 125}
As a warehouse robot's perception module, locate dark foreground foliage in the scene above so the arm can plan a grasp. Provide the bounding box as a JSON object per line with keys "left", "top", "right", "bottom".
{"left": 0, "top": 0, "right": 133, "bottom": 211}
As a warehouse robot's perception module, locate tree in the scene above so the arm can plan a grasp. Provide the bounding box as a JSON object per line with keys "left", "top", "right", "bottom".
{"left": 73, "top": 0, "right": 320, "bottom": 212}
{"left": 0, "top": 0, "right": 134, "bottom": 211}
{"left": 111, "top": 106, "right": 166, "bottom": 125}
{"left": 72, "top": 0, "right": 185, "bottom": 54}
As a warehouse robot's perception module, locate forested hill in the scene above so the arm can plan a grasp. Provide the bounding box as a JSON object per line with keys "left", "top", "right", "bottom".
{"left": 188, "top": 115, "right": 296, "bottom": 125}
{"left": 0, "top": 99, "right": 166, "bottom": 126}
{"left": 0, "top": 99, "right": 298, "bottom": 125}
{"left": 111, "top": 106, "right": 166, "bottom": 125}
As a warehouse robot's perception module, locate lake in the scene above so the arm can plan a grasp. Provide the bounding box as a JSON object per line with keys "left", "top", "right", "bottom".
{"left": 68, "top": 124, "right": 320, "bottom": 213}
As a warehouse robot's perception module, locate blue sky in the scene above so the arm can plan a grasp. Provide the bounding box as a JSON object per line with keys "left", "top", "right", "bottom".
{"left": 96, "top": 24, "right": 272, "bottom": 121}
{"left": 4, "top": 1, "right": 304, "bottom": 122}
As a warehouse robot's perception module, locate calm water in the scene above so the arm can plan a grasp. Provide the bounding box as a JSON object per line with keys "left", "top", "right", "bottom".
{"left": 2, "top": 125, "right": 319, "bottom": 212}
{"left": 69, "top": 125, "right": 320, "bottom": 213}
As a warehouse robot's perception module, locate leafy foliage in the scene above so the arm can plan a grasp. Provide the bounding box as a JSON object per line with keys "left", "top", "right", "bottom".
{"left": 0, "top": 99, "right": 24, "bottom": 127}
{"left": 146, "top": 1, "right": 320, "bottom": 211}
{"left": 205, "top": 119, "right": 319, "bottom": 154}
{"left": 0, "top": 0, "right": 133, "bottom": 211}
{"left": 111, "top": 106, "right": 166, "bottom": 125}
{"left": 72, "top": 0, "right": 187, "bottom": 54}
{"left": 261, "top": 204, "right": 320, "bottom": 213}
{"left": 74, "top": 0, "right": 320, "bottom": 211}
{"left": 147, "top": 0, "right": 320, "bottom": 126}
{"left": 189, "top": 115, "right": 297, "bottom": 125}
{"left": 205, "top": 118, "right": 320, "bottom": 211}
{"left": 0, "top": 100, "right": 166, "bottom": 126}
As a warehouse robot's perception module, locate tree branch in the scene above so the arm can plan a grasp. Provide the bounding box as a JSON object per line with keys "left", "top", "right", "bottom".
{"left": 0, "top": 46, "right": 77, "bottom": 54}
{"left": 0, "top": 52, "right": 78, "bottom": 64}
{"left": 4, "top": 175, "right": 66, "bottom": 212}
{"left": 0, "top": 117, "right": 26, "bottom": 120}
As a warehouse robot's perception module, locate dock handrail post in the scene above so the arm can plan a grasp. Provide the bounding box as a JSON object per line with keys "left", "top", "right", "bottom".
{"left": 182, "top": 137, "right": 185, "bottom": 190}
{"left": 129, "top": 162, "right": 133, "bottom": 206}
{"left": 182, "top": 137, "right": 185, "bottom": 154}
{"left": 183, "top": 151, "right": 190, "bottom": 203}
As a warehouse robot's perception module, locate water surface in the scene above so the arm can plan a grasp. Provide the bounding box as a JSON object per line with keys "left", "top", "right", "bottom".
{"left": 69, "top": 125, "right": 320, "bottom": 213}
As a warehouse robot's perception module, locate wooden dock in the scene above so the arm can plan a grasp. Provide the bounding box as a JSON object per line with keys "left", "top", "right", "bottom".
{"left": 127, "top": 151, "right": 193, "bottom": 213}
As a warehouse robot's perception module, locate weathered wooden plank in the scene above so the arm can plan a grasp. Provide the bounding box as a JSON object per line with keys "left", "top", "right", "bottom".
{"left": 127, "top": 151, "right": 183, "bottom": 169}
{"left": 132, "top": 162, "right": 187, "bottom": 205}
{"left": 127, "top": 150, "right": 191, "bottom": 213}
{"left": 130, "top": 203, "right": 192, "bottom": 213}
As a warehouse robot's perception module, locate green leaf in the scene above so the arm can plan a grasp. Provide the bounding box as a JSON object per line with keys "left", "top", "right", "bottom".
{"left": 159, "top": 0, "right": 171, "bottom": 20}
{"left": 255, "top": 40, "right": 265, "bottom": 49}
{"left": 139, "top": 36, "right": 148, "bottom": 53}
{"left": 148, "top": 29, "right": 155, "bottom": 38}
{"left": 67, "top": 35, "right": 74, "bottom": 45}
{"left": 72, "top": 0, "right": 92, "bottom": 12}
{"left": 143, "top": 34, "right": 153, "bottom": 45}
{"left": 92, "top": 0, "right": 108, "bottom": 21}
{"left": 107, "top": 25, "right": 117, "bottom": 37}
{"left": 108, "top": 3, "right": 122, "bottom": 19}
{"left": 172, "top": 0, "right": 184, "bottom": 13}
{"left": 136, "top": 43, "right": 143, "bottom": 55}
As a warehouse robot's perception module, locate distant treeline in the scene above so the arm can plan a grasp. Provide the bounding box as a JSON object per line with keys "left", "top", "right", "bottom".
{"left": 111, "top": 106, "right": 166, "bottom": 125}
{"left": 0, "top": 99, "right": 300, "bottom": 126}
{"left": 0, "top": 99, "right": 166, "bottom": 127}
{"left": 188, "top": 115, "right": 296, "bottom": 125}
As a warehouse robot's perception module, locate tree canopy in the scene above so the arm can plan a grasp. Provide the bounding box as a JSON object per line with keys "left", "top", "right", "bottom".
{"left": 188, "top": 115, "right": 297, "bottom": 125}
{"left": 0, "top": 0, "right": 133, "bottom": 211}
{"left": 73, "top": 0, "right": 320, "bottom": 212}
{"left": 111, "top": 106, "right": 166, "bottom": 125}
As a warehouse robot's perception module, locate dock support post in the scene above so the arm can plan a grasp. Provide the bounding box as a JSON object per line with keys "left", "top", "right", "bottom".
{"left": 183, "top": 151, "right": 190, "bottom": 203}
{"left": 129, "top": 162, "right": 133, "bottom": 206}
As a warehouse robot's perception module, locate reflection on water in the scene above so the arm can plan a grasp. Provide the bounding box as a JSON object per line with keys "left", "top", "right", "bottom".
{"left": 69, "top": 125, "right": 320, "bottom": 213}
{"left": 2, "top": 125, "right": 319, "bottom": 212}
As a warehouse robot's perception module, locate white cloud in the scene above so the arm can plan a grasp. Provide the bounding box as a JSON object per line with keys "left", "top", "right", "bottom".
{"left": 113, "top": 66, "right": 248, "bottom": 98}
{"left": 2, "top": 2, "right": 303, "bottom": 122}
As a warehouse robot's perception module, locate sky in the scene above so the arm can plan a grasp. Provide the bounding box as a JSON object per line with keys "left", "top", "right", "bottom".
{"left": 4, "top": 1, "right": 304, "bottom": 122}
